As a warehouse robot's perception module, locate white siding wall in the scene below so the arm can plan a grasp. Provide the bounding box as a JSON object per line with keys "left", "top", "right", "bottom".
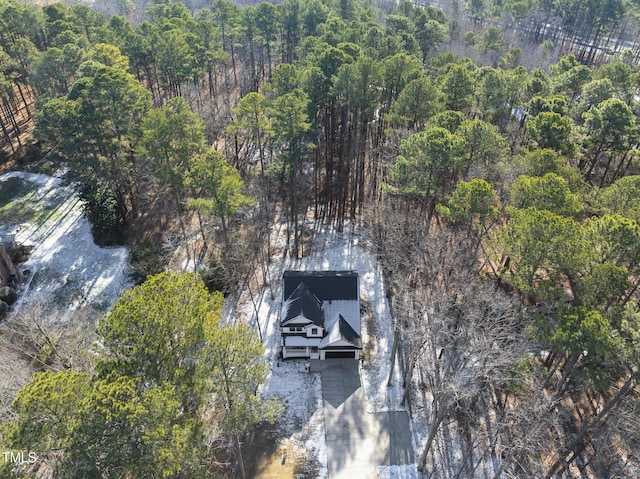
{"left": 305, "top": 326, "right": 323, "bottom": 337}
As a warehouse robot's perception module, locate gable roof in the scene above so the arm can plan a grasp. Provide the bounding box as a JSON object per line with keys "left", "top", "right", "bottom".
{"left": 318, "top": 314, "right": 362, "bottom": 349}
{"left": 283, "top": 270, "right": 359, "bottom": 302}
{"left": 281, "top": 282, "right": 324, "bottom": 327}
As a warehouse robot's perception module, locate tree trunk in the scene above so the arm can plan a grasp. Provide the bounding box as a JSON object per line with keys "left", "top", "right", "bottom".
{"left": 387, "top": 327, "right": 399, "bottom": 387}
{"left": 235, "top": 434, "right": 247, "bottom": 479}
{"left": 0, "top": 114, "right": 15, "bottom": 154}
{"left": 545, "top": 370, "right": 638, "bottom": 478}
{"left": 417, "top": 405, "right": 447, "bottom": 472}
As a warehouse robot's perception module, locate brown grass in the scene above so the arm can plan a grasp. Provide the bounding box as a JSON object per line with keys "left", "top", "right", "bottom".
{"left": 240, "top": 422, "right": 318, "bottom": 479}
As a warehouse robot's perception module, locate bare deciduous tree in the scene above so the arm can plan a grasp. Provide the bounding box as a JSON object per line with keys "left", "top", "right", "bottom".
{"left": 372, "top": 205, "right": 557, "bottom": 477}
{"left": 0, "top": 302, "right": 98, "bottom": 422}
{"left": 0, "top": 302, "right": 97, "bottom": 373}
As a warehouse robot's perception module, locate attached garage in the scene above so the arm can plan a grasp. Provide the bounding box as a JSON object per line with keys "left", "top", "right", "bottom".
{"left": 324, "top": 351, "right": 357, "bottom": 359}
{"left": 318, "top": 314, "right": 362, "bottom": 360}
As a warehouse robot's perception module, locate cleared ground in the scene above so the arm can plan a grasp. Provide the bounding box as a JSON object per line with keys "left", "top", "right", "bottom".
{"left": 0, "top": 172, "right": 129, "bottom": 317}
{"left": 241, "top": 421, "right": 318, "bottom": 479}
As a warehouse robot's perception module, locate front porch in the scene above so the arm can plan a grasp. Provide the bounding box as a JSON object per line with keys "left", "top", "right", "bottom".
{"left": 281, "top": 336, "right": 320, "bottom": 359}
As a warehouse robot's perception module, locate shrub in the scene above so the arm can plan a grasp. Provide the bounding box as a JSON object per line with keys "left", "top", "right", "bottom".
{"left": 130, "top": 243, "right": 167, "bottom": 283}
{"left": 0, "top": 286, "right": 17, "bottom": 305}
{"left": 199, "top": 257, "right": 232, "bottom": 296}
{"left": 79, "top": 181, "right": 126, "bottom": 246}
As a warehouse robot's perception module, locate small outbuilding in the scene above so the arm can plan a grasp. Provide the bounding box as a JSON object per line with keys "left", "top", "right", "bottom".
{"left": 280, "top": 270, "right": 362, "bottom": 360}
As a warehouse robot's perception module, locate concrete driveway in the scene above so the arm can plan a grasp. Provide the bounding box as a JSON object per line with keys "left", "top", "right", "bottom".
{"left": 311, "top": 360, "right": 414, "bottom": 478}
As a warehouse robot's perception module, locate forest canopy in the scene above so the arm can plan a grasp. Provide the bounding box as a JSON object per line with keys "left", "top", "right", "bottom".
{"left": 1, "top": 0, "right": 640, "bottom": 476}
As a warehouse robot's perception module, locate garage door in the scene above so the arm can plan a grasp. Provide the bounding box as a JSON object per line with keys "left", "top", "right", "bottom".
{"left": 324, "top": 351, "right": 356, "bottom": 359}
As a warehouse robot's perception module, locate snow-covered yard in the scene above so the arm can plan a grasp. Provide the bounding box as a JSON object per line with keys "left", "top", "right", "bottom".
{"left": 223, "top": 221, "right": 418, "bottom": 478}
{"left": 0, "top": 171, "right": 130, "bottom": 320}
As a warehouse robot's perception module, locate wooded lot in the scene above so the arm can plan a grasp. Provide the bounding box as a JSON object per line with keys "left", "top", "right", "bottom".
{"left": 1, "top": 0, "right": 640, "bottom": 477}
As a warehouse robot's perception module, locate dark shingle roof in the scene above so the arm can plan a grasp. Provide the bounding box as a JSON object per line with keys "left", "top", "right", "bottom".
{"left": 319, "top": 314, "right": 362, "bottom": 349}
{"left": 283, "top": 271, "right": 358, "bottom": 301}
{"left": 336, "top": 314, "right": 362, "bottom": 348}
{"left": 281, "top": 282, "right": 324, "bottom": 327}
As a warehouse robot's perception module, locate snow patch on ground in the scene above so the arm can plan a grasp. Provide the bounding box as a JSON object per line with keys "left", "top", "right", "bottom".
{"left": 2, "top": 172, "right": 131, "bottom": 319}
{"left": 260, "top": 359, "right": 327, "bottom": 478}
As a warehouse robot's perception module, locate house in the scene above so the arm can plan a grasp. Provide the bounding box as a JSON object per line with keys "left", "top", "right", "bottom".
{"left": 280, "top": 270, "right": 362, "bottom": 360}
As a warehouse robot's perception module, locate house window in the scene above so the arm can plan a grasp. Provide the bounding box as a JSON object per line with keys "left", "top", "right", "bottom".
{"left": 311, "top": 328, "right": 318, "bottom": 335}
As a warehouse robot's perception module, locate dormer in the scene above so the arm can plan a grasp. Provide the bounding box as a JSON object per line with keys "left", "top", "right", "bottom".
{"left": 305, "top": 325, "right": 324, "bottom": 338}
